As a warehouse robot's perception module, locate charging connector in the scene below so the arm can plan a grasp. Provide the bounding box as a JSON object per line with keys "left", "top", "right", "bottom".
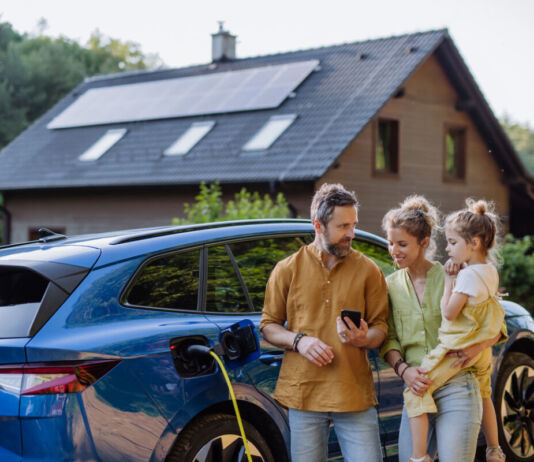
{"left": 184, "top": 343, "right": 253, "bottom": 462}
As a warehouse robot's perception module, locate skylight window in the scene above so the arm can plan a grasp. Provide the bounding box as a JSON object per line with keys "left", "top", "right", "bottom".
{"left": 164, "top": 121, "right": 215, "bottom": 156}
{"left": 243, "top": 114, "right": 297, "bottom": 151}
{"left": 78, "top": 128, "right": 127, "bottom": 162}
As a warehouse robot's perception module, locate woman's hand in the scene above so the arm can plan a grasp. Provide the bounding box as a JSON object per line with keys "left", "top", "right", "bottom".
{"left": 402, "top": 366, "right": 433, "bottom": 396}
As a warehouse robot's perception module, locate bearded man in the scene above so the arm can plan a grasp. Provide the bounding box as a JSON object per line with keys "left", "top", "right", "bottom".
{"left": 260, "top": 183, "right": 389, "bottom": 462}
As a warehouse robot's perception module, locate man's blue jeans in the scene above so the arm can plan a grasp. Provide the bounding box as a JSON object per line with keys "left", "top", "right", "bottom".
{"left": 288, "top": 407, "right": 382, "bottom": 462}
{"left": 398, "top": 371, "right": 483, "bottom": 462}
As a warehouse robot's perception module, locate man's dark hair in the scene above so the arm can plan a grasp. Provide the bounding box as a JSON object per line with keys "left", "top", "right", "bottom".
{"left": 310, "top": 183, "right": 359, "bottom": 225}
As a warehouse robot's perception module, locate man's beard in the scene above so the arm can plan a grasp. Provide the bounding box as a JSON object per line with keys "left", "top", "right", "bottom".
{"left": 321, "top": 232, "right": 352, "bottom": 258}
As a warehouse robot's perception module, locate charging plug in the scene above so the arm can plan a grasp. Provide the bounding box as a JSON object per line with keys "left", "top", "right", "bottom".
{"left": 185, "top": 344, "right": 212, "bottom": 358}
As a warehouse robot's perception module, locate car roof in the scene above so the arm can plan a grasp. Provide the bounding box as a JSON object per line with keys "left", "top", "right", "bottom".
{"left": 0, "top": 219, "right": 388, "bottom": 268}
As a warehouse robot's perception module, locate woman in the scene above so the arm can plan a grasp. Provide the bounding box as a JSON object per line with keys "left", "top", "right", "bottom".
{"left": 379, "top": 195, "right": 503, "bottom": 462}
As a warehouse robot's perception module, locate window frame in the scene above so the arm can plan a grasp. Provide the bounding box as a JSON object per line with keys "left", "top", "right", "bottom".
{"left": 198, "top": 233, "right": 314, "bottom": 314}
{"left": 163, "top": 121, "right": 215, "bottom": 156}
{"left": 199, "top": 244, "right": 255, "bottom": 314}
{"left": 242, "top": 114, "right": 297, "bottom": 152}
{"left": 78, "top": 128, "right": 127, "bottom": 162}
{"left": 121, "top": 231, "right": 393, "bottom": 316}
{"left": 121, "top": 246, "right": 204, "bottom": 313}
{"left": 372, "top": 118, "right": 400, "bottom": 177}
{"left": 443, "top": 124, "right": 467, "bottom": 182}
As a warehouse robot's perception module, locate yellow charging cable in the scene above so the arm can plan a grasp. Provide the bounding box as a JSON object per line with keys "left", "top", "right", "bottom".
{"left": 209, "top": 350, "right": 253, "bottom": 462}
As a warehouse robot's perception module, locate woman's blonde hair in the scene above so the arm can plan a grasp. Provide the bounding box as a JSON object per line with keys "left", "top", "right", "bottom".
{"left": 444, "top": 198, "right": 501, "bottom": 265}
{"left": 382, "top": 195, "right": 440, "bottom": 258}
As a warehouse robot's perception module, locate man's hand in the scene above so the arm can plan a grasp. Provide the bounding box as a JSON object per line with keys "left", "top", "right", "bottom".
{"left": 296, "top": 336, "right": 334, "bottom": 366}
{"left": 337, "top": 317, "right": 369, "bottom": 348}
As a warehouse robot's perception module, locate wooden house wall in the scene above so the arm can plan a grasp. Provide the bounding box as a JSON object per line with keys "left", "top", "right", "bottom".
{"left": 320, "top": 54, "right": 509, "bottom": 238}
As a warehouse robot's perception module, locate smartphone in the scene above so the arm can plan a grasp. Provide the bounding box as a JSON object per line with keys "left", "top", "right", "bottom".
{"left": 341, "top": 309, "right": 361, "bottom": 329}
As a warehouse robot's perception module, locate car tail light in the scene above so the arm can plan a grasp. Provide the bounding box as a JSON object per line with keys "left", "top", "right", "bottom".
{"left": 0, "top": 360, "right": 120, "bottom": 395}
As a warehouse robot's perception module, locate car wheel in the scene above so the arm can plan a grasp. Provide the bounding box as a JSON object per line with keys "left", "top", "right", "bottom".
{"left": 167, "top": 413, "right": 276, "bottom": 462}
{"left": 495, "top": 352, "right": 534, "bottom": 461}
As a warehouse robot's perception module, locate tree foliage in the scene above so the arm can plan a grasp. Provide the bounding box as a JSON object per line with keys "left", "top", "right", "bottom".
{"left": 172, "top": 182, "right": 291, "bottom": 225}
{"left": 0, "top": 20, "right": 162, "bottom": 149}
{"left": 499, "top": 234, "right": 534, "bottom": 315}
{"left": 501, "top": 117, "right": 534, "bottom": 174}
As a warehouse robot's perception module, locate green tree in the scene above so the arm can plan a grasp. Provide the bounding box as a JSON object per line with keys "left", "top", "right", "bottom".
{"left": 172, "top": 182, "right": 291, "bottom": 224}
{"left": 499, "top": 234, "right": 534, "bottom": 315}
{"left": 0, "top": 20, "right": 162, "bottom": 149}
{"left": 85, "top": 29, "right": 162, "bottom": 74}
{"left": 501, "top": 116, "right": 534, "bottom": 174}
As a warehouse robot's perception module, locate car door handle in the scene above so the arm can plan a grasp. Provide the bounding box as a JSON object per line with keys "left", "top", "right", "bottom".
{"left": 260, "top": 352, "right": 284, "bottom": 365}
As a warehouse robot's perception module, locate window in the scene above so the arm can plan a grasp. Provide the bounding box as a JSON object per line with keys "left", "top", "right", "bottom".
{"left": 126, "top": 250, "right": 200, "bottom": 310}
{"left": 352, "top": 240, "right": 396, "bottom": 277}
{"left": 78, "top": 128, "right": 127, "bottom": 162}
{"left": 374, "top": 119, "right": 399, "bottom": 174}
{"left": 229, "top": 235, "right": 313, "bottom": 311}
{"left": 243, "top": 114, "right": 297, "bottom": 151}
{"left": 206, "top": 245, "right": 250, "bottom": 313}
{"left": 0, "top": 266, "right": 49, "bottom": 338}
{"left": 164, "top": 121, "right": 215, "bottom": 156}
{"left": 444, "top": 127, "right": 466, "bottom": 180}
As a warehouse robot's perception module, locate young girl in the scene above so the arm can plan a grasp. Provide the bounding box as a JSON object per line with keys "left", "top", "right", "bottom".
{"left": 405, "top": 198, "right": 506, "bottom": 462}
{"left": 381, "top": 195, "right": 492, "bottom": 462}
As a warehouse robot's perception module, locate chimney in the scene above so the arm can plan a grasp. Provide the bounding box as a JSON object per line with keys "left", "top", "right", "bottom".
{"left": 211, "top": 21, "right": 236, "bottom": 62}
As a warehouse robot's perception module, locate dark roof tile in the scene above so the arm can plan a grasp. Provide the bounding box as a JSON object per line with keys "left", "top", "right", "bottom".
{"left": 0, "top": 29, "right": 460, "bottom": 190}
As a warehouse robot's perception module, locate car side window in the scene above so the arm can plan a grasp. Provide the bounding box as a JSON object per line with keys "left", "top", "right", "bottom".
{"left": 126, "top": 249, "right": 200, "bottom": 310}
{"left": 206, "top": 245, "right": 250, "bottom": 313}
{"left": 352, "top": 240, "right": 396, "bottom": 276}
{"left": 228, "top": 235, "right": 313, "bottom": 312}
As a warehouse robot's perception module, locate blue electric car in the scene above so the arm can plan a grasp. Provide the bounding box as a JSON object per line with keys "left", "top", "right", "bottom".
{"left": 0, "top": 219, "right": 533, "bottom": 461}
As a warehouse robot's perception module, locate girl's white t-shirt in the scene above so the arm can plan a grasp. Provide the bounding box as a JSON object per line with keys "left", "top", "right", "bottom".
{"left": 453, "top": 263, "right": 499, "bottom": 304}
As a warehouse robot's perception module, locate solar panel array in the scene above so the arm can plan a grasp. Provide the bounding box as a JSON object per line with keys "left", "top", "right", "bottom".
{"left": 48, "top": 60, "right": 319, "bottom": 129}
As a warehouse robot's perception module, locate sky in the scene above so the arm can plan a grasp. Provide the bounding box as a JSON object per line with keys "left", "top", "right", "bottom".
{"left": 1, "top": 0, "right": 533, "bottom": 127}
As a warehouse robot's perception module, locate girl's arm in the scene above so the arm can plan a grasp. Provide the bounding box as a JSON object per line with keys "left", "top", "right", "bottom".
{"left": 441, "top": 273, "right": 468, "bottom": 321}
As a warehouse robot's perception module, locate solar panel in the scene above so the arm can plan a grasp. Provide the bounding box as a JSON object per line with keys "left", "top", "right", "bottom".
{"left": 48, "top": 60, "right": 319, "bottom": 129}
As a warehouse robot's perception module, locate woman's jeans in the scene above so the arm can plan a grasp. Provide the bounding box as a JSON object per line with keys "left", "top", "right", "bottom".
{"left": 398, "top": 371, "right": 483, "bottom": 462}
{"left": 289, "top": 406, "right": 382, "bottom": 462}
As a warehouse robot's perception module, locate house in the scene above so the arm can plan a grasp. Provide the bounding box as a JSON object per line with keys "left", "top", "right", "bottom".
{"left": 1, "top": 27, "right": 533, "bottom": 244}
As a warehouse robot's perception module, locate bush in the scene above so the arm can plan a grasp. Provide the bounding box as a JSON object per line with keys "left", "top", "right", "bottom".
{"left": 172, "top": 182, "right": 291, "bottom": 225}
{"left": 499, "top": 234, "right": 534, "bottom": 315}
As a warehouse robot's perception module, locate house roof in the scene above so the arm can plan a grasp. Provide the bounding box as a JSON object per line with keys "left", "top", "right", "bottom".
{"left": 0, "top": 29, "right": 531, "bottom": 196}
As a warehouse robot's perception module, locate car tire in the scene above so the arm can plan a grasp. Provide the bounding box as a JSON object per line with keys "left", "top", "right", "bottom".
{"left": 494, "top": 352, "right": 534, "bottom": 461}
{"left": 166, "top": 413, "right": 276, "bottom": 462}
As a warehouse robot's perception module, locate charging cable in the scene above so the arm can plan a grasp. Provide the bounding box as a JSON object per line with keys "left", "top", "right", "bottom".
{"left": 186, "top": 345, "right": 253, "bottom": 462}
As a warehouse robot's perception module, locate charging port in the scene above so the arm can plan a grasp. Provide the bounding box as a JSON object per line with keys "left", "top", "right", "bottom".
{"left": 170, "top": 336, "right": 216, "bottom": 378}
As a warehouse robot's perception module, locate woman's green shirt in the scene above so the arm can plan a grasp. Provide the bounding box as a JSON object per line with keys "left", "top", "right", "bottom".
{"left": 380, "top": 262, "right": 444, "bottom": 366}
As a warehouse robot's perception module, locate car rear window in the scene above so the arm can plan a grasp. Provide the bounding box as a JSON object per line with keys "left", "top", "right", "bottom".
{"left": 0, "top": 267, "right": 49, "bottom": 338}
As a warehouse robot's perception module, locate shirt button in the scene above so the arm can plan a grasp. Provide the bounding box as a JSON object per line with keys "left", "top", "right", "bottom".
{"left": 327, "top": 280, "right": 331, "bottom": 284}
{"left": 326, "top": 299, "right": 330, "bottom": 303}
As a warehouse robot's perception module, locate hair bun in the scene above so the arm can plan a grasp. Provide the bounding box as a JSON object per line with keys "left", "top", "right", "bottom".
{"left": 466, "top": 198, "right": 492, "bottom": 215}
{"left": 400, "top": 195, "right": 430, "bottom": 213}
